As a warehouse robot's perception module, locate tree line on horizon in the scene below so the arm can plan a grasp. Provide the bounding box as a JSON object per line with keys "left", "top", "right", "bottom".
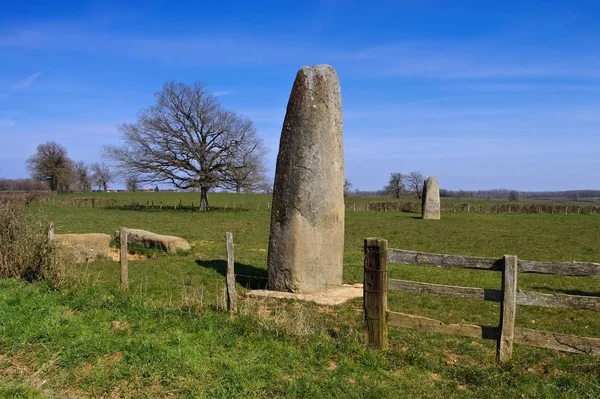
{"left": 5, "top": 81, "right": 272, "bottom": 210}
{"left": 348, "top": 177, "right": 600, "bottom": 202}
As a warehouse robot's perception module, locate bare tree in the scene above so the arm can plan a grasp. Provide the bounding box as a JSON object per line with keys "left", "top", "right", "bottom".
{"left": 384, "top": 172, "right": 404, "bottom": 198}
{"left": 104, "top": 81, "right": 267, "bottom": 210}
{"left": 344, "top": 179, "right": 353, "bottom": 197}
{"left": 90, "top": 162, "right": 114, "bottom": 191}
{"left": 26, "top": 141, "right": 75, "bottom": 193}
{"left": 403, "top": 171, "right": 425, "bottom": 199}
{"left": 221, "top": 137, "right": 269, "bottom": 194}
{"left": 508, "top": 190, "right": 520, "bottom": 201}
{"left": 125, "top": 176, "right": 141, "bottom": 192}
{"left": 74, "top": 161, "right": 92, "bottom": 192}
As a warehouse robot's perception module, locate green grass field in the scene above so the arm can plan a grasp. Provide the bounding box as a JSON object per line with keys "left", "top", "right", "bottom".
{"left": 0, "top": 192, "right": 598, "bottom": 398}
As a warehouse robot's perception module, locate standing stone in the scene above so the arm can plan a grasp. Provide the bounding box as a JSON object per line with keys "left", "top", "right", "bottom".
{"left": 422, "top": 176, "right": 441, "bottom": 220}
{"left": 267, "top": 64, "right": 344, "bottom": 293}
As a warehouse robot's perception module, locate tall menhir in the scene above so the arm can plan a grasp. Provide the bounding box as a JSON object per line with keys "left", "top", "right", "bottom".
{"left": 267, "top": 64, "right": 345, "bottom": 293}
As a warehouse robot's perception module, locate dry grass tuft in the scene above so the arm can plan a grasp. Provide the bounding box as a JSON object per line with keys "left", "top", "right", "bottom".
{"left": 0, "top": 203, "right": 68, "bottom": 285}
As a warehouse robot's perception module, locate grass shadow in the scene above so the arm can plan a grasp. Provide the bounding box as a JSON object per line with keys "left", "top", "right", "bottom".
{"left": 531, "top": 287, "right": 600, "bottom": 297}
{"left": 105, "top": 205, "right": 253, "bottom": 213}
{"left": 195, "top": 259, "right": 268, "bottom": 289}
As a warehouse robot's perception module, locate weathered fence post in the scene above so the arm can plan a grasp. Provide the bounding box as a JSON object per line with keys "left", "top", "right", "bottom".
{"left": 364, "top": 237, "right": 388, "bottom": 349}
{"left": 47, "top": 222, "right": 54, "bottom": 242}
{"left": 119, "top": 228, "right": 129, "bottom": 294}
{"left": 225, "top": 232, "right": 237, "bottom": 313}
{"left": 497, "top": 254, "right": 518, "bottom": 364}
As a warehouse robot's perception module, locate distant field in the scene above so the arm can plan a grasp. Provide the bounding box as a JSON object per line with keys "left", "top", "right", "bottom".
{"left": 0, "top": 192, "right": 598, "bottom": 398}
{"left": 37, "top": 191, "right": 600, "bottom": 214}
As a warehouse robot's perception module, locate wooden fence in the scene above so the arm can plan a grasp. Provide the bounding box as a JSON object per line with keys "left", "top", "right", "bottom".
{"left": 363, "top": 238, "right": 600, "bottom": 363}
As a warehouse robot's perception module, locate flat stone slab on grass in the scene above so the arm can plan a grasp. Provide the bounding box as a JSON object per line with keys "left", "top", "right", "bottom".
{"left": 115, "top": 229, "right": 191, "bottom": 254}
{"left": 246, "top": 284, "right": 363, "bottom": 306}
{"left": 55, "top": 233, "right": 112, "bottom": 263}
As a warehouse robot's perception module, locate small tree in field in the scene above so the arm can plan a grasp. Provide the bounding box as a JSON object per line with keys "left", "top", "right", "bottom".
{"left": 90, "top": 162, "right": 114, "bottom": 191}
{"left": 27, "top": 141, "right": 75, "bottom": 193}
{"left": 125, "top": 176, "right": 141, "bottom": 192}
{"left": 74, "top": 161, "right": 92, "bottom": 192}
{"left": 384, "top": 173, "right": 404, "bottom": 198}
{"left": 508, "top": 190, "right": 520, "bottom": 201}
{"left": 403, "top": 171, "right": 425, "bottom": 199}
{"left": 344, "top": 179, "right": 353, "bottom": 197}
{"left": 104, "top": 81, "right": 267, "bottom": 210}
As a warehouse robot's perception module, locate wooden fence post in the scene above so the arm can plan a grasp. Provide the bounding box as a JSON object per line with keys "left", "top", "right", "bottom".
{"left": 47, "top": 222, "right": 54, "bottom": 242}
{"left": 497, "top": 254, "right": 518, "bottom": 364}
{"left": 225, "top": 232, "right": 237, "bottom": 313}
{"left": 119, "top": 228, "right": 129, "bottom": 294}
{"left": 364, "top": 238, "right": 388, "bottom": 349}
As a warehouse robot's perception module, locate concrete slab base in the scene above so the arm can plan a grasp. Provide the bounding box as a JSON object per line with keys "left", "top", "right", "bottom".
{"left": 245, "top": 284, "right": 363, "bottom": 306}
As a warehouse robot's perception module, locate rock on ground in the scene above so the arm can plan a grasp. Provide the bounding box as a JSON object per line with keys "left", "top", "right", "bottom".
{"left": 114, "top": 229, "right": 191, "bottom": 254}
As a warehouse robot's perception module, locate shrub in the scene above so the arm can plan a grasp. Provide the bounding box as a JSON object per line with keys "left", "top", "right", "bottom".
{"left": 0, "top": 203, "right": 66, "bottom": 284}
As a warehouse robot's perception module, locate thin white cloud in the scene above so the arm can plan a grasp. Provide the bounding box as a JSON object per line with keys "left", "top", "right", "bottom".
{"left": 333, "top": 41, "right": 600, "bottom": 80}
{"left": 2, "top": 25, "right": 599, "bottom": 81}
{"left": 0, "top": 28, "right": 308, "bottom": 66}
{"left": 0, "top": 119, "right": 16, "bottom": 127}
{"left": 10, "top": 72, "right": 41, "bottom": 90}
{"left": 212, "top": 90, "right": 235, "bottom": 97}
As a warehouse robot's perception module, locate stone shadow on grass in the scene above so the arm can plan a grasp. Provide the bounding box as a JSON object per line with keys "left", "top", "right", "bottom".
{"left": 531, "top": 287, "right": 600, "bottom": 297}
{"left": 107, "top": 204, "right": 251, "bottom": 213}
{"left": 195, "top": 259, "right": 268, "bottom": 290}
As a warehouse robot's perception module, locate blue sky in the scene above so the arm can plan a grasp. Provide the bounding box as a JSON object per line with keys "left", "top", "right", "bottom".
{"left": 1, "top": 0, "right": 599, "bottom": 191}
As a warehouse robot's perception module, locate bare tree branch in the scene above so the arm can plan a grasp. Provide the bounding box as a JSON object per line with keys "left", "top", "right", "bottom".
{"left": 104, "top": 81, "right": 267, "bottom": 209}
{"left": 403, "top": 171, "right": 425, "bottom": 199}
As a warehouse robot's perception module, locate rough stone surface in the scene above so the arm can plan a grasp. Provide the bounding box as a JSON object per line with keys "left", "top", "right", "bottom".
{"left": 422, "top": 175, "right": 441, "bottom": 220}
{"left": 246, "top": 284, "right": 363, "bottom": 306}
{"left": 267, "top": 64, "right": 345, "bottom": 294}
{"left": 114, "top": 229, "right": 191, "bottom": 254}
{"left": 55, "top": 233, "right": 112, "bottom": 263}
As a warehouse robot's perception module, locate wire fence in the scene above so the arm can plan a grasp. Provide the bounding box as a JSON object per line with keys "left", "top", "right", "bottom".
{"left": 38, "top": 196, "right": 600, "bottom": 215}
{"left": 65, "top": 230, "right": 371, "bottom": 309}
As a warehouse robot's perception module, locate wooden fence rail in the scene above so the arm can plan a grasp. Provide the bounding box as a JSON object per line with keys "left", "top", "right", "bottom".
{"left": 364, "top": 239, "right": 600, "bottom": 363}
